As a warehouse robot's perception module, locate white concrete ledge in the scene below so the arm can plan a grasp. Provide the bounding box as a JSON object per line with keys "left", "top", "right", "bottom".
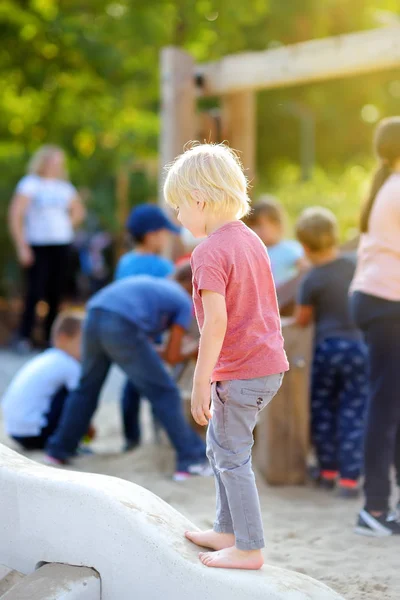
{"left": 1, "top": 564, "right": 99, "bottom": 600}
{"left": 0, "top": 565, "right": 24, "bottom": 596}
{"left": 0, "top": 444, "right": 344, "bottom": 600}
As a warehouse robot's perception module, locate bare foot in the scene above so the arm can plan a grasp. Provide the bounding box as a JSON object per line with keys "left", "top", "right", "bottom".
{"left": 185, "top": 529, "right": 235, "bottom": 550}
{"left": 199, "top": 547, "right": 264, "bottom": 570}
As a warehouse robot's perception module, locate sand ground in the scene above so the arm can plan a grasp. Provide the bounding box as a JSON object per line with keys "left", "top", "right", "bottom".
{"left": 0, "top": 349, "right": 398, "bottom": 600}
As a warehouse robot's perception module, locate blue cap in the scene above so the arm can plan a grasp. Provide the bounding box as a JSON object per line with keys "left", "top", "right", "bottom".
{"left": 126, "top": 204, "right": 180, "bottom": 238}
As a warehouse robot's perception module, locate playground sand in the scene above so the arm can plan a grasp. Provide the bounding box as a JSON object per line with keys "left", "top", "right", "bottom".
{"left": 0, "top": 350, "right": 398, "bottom": 600}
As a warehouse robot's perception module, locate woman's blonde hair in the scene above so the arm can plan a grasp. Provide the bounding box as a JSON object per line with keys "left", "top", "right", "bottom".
{"left": 27, "top": 145, "right": 68, "bottom": 179}
{"left": 295, "top": 207, "right": 338, "bottom": 252}
{"left": 163, "top": 143, "right": 251, "bottom": 219}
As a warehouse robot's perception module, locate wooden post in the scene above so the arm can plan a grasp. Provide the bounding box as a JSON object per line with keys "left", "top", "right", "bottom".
{"left": 159, "top": 47, "right": 197, "bottom": 203}
{"left": 221, "top": 91, "right": 256, "bottom": 184}
{"left": 115, "top": 167, "right": 130, "bottom": 260}
{"left": 254, "top": 320, "right": 313, "bottom": 485}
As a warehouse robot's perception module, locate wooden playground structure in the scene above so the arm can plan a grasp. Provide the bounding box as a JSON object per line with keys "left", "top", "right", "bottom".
{"left": 161, "top": 25, "right": 400, "bottom": 485}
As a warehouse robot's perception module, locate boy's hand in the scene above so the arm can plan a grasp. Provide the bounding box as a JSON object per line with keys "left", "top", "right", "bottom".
{"left": 191, "top": 381, "right": 212, "bottom": 426}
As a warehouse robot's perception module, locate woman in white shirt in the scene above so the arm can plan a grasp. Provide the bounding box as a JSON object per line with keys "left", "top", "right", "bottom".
{"left": 9, "top": 145, "right": 85, "bottom": 351}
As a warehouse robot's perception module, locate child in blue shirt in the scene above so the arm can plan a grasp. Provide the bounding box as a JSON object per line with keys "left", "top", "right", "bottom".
{"left": 45, "top": 270, "right": 208, "bottom": 480}
{"left": 115, "top": 204, "right": 181, "bottom": 450}
{"left": 115, "top": 204, "right": 178, "bottom": 280}
{"left": 246, "top": 196, "right": 305, "bottom": 286}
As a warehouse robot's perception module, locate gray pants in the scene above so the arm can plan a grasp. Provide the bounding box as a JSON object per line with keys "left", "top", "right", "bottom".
{"left": 207, "top": 373, "right": 283, "bottom": 550}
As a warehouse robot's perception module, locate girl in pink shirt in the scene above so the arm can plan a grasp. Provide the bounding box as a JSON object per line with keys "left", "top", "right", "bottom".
{"left": 351, "top": 117, "right": 400, "bottom": 537}
{"left": 164, "top": 143, "right": 288, "bottom": 570}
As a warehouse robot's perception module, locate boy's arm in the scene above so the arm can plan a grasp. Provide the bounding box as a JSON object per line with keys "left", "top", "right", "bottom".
{"left": 294, "top": 304, "right": 314, "bottom": 327}
{"left": 192, "top": 290, "right": 227, "bottom": 426}
{"left": 294, "top": 271, "right": 315, "bottom": 327}
{"left": 161, "top": 324, "right": 198, "bottom": 366}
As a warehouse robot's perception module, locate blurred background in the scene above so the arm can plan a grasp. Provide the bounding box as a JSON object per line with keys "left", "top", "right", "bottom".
{"left": 1, "top": 0, "right": 400, "bottom": 296}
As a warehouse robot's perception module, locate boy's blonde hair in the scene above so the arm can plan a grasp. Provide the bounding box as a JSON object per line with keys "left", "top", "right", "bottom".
{"left": 164, "top": 143, "right": 251, "bottom": 219}
{"left": 51, "top": 311, "right": 84, "bottom": 344}
{"left": 295, "top": 207, "right": 338, "bottom": 252}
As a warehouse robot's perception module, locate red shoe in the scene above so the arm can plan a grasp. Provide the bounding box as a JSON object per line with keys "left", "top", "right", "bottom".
{"left": 318, "top": 470, "right": 338, "bottom": 490}
{"left": 338, "top": 478, "right": 360, "bottom": 498}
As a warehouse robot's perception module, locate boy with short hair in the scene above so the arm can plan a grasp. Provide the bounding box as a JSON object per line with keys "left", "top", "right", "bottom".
{"left": 2, "top": 312, "right": 83, "bottom": 450}
{"left": 115, "top": 203, "right": 180, "bottom": 450}
{"left": 164, "top": 143, "right": 289, "bottom": 570}
{"left": 246, "top": 196, "right": 305, "bottom": 285}
{"left": 115, "top": 204, "right": 178, "bottom": 280}
{"left": 45, "top": 269, "right": 208, "bottom": 479}
{"left": 294, "top": 207, "right": 368, "bottom": 496}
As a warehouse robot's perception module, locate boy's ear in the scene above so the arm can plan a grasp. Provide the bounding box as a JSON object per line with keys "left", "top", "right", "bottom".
{"left": 191, "top": 190, "right": 206, "bottom": 212}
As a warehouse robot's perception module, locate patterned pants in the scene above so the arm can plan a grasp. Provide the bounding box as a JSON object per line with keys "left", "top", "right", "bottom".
{"left": 311, "top": 337, "right": 368, "bottom": 480}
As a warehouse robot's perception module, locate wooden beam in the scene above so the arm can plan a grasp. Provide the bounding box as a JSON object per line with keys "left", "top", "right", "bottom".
{"left": 197, "top": 26, "right": 400, "bottom": 96}
{"left": 159, "top": 47, "right": 196, "bottom": 202}
{"left": 221, "top": 91, "right": 256, "bottom": 183}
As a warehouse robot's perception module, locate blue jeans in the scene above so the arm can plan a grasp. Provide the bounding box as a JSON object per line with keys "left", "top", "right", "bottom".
{"left": 46, "top": 309, "right": 206, "bottom": 471}
{"left": 121, "top": 380, "right": 141, "bottom": 445}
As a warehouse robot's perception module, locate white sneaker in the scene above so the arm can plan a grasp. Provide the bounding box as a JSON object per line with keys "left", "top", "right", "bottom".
{"left": 173, "top": 462, "right": 213, "bottom": 481}
{"left": 188, "top": 462, "right": 213, "bottom": 477}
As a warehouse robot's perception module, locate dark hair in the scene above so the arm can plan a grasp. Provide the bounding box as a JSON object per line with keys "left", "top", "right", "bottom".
{"left": 51, "top": 312, "right": 83, "bottom": 341}
{"left": 360, "top": 117, "right": 400, "bottom": 233}
{"left": 174, "top": 261, "right": 192, "bottom": 283}
{"left": 245, "top": 196, "right": 284, "bottom": 227}
{"left": 131, "top": 233, "right": 145, "bottom": 245}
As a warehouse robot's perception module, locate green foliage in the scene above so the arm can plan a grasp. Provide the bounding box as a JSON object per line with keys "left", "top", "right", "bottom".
{"left": 256, "top": 161, "right": 373, "bottom": 242}
{"left": 1, "top": 0, "right": 399, "bottom": 291}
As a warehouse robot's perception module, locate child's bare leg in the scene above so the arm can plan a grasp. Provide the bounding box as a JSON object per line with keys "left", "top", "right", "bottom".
{"left": 199, "top": 547, "right": 264, "bottom": 570}
{"left": 185, "top": 530, "right": 235, "bottom": 550}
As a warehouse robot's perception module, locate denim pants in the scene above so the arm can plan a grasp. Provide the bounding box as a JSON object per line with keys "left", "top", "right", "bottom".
{"left": 207, "top": 373, "right": 283, "bottom": 551}
{"left": 121, "top": 380, "right": 141, "bottom": 444}
{"left": 311, "top": 337, "right": 368, "bottom": 480}
{"left": 351, "top": 292, "right": 400, "bottom": 512}
{"left": 46, "top": 309, "right": 206, "bottom": 471}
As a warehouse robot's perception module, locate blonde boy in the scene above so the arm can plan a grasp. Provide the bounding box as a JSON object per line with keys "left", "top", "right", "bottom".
{"left": 164, "top": 144, "right": 289, "bottom": 570}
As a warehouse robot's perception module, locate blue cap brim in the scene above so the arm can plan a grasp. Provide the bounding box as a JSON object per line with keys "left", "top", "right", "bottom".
{"left": 165, "top": 222, "right": 181, "bottom": 234}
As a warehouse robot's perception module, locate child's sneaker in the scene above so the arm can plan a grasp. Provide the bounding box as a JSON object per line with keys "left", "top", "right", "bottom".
{"left": 173, "top": 462, "right": 213, "bottom": 481}
{"left": 355, "top": 509, "right": 400, "bottom": 537}
{"left": 317, "top": 470, "right": 338, "bottom": 490}
{"left": 337, "top": 478, "right": 360, "bottom": 499}
{"left": 43, "top": 454, "right": 69, "bottom": 467}
{"left": 122, "top": 440, "right": 139, "bottom": 453}
{"left": 172, "top": 471, "right": 192, "bottom": 482}
{"left": 74, "top": 445, "right": 95, "bottom": 457}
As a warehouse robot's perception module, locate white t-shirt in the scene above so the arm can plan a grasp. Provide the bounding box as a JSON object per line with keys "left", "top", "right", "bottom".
{"left": 1, "top": 348, "right": 80, "bottom": 437}
{"left": 16, "top": 174, "right": 77, "bottom": 245}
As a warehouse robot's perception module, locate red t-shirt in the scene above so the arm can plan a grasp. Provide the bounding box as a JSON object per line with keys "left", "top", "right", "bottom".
{"left": 191, "top": 220, "right": 289, "bottom": 382}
